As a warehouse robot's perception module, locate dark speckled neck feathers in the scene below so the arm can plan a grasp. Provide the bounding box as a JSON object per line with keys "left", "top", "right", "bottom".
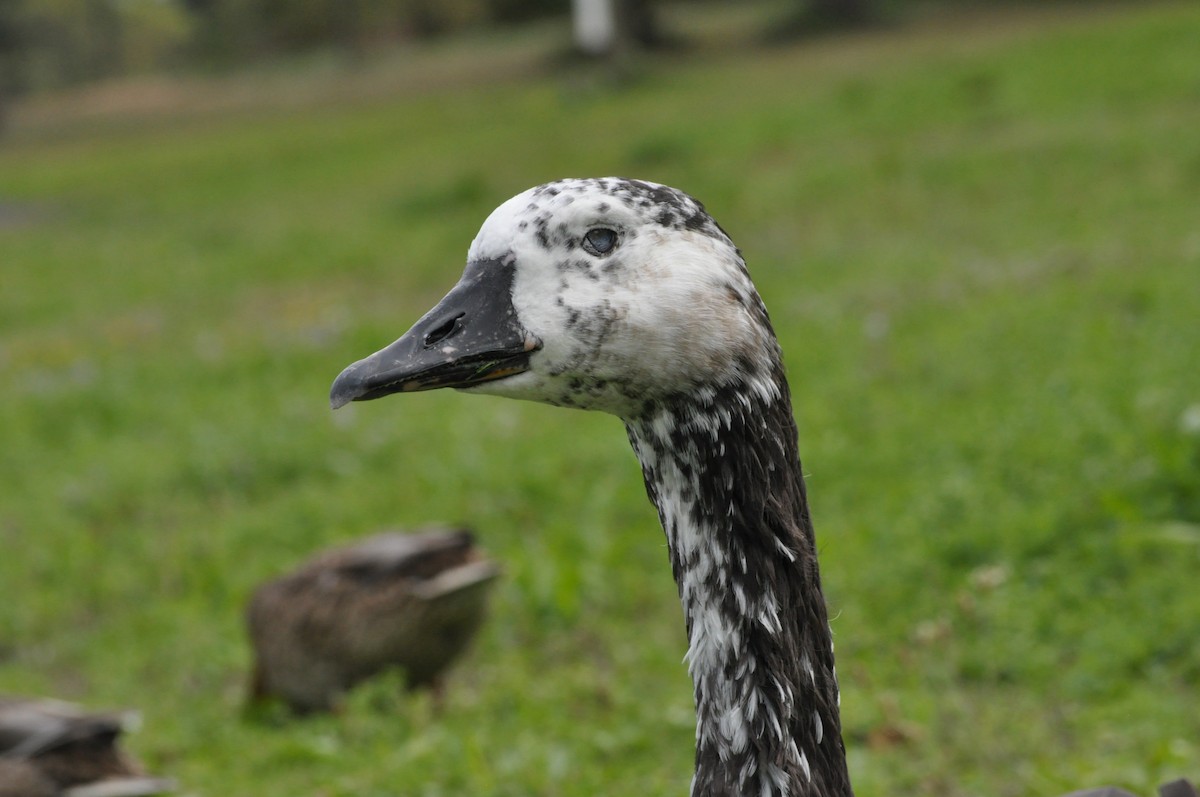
{"left": 625, "top": 367, "right": 852, "bottom": 797}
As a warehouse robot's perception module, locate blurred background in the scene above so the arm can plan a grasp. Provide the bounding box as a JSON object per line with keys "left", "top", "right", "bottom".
{"left": 1, "top": 1, "right": 1198, "bottom": 795}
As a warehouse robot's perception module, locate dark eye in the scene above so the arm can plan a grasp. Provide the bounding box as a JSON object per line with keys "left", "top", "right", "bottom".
{"left": 582, "top": 228, "right": 618, "bottom": 257}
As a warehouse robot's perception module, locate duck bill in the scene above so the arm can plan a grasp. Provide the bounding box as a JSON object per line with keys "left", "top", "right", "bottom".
{"left": 330, "top": 257, "right": 539, "bottom": 409}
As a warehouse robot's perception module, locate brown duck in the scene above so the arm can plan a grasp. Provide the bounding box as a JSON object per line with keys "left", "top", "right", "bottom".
{"left": 0, "top": 697, "right": 173, "bottom": 797}
{"left": 246, "top": 527, "right": 499, "bottom": 713}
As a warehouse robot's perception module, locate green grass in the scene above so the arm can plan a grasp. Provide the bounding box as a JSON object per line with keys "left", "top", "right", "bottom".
{"left": 3, "top": 2, "right": 1200, "bottom": 794}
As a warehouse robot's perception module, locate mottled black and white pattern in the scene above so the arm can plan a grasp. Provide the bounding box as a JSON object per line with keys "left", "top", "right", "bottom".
{"left": 626, "top": 373, "right": 848, "bottom": 797}
{"left": 465, "top": 179, "right": 774, "bottom": 420}
{"left": 367, "top": 178, "right": 853, "bottom": 796}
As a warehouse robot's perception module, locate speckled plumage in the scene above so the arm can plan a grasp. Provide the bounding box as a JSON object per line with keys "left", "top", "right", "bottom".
{"left": 460, "top": 178, "right": 775, "bottom": 420}
{"left": 627, "top": 378, "right": 847, "bottom": 797}
{"left": 246, "top": 528, "right": 499, "bottom": 713}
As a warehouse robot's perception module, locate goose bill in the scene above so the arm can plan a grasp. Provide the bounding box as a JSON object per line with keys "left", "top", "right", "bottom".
{"left": 330, "top": 257, "right": 539, "bottom": 408}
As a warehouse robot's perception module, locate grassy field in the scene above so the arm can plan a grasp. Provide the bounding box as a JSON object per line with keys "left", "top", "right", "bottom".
{"left": 2, "top": 2, "right": 1199, "bottom": 795}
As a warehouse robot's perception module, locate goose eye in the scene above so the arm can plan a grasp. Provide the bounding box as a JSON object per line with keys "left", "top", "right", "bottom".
{"left": 582, "top": 228, "right": 618, "bottom": 257}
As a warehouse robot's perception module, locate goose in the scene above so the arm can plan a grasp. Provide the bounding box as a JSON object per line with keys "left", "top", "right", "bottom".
{"left": 246, "top": 527, "right": 500, "bottom": 713}
{"left": 329, "top": 178, "right": 1191, "bottom": 797}
{"left": 0, "top": 696, "right": 174, "bottom": 796}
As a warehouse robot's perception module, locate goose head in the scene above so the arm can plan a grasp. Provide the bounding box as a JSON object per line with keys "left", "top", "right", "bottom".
{"left": 330, "top": 177, "right": 779, "bottom": 419}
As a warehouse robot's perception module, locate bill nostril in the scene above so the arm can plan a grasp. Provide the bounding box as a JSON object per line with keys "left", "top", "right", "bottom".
{"left": 423, "top": 313, "right": 465, "bottom": 347}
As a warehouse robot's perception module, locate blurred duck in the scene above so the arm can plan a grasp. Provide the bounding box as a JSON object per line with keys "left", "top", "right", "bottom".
{"left": 0, "top": 697, "right": 173, "bottom": 796}
{"left": 246, "top": 527, "right": 500, "bottom": 713}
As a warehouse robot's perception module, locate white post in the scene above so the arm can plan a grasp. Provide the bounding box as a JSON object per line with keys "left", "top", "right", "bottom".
{"left": 572, "top": 0, "right": 616, "bottom": 56}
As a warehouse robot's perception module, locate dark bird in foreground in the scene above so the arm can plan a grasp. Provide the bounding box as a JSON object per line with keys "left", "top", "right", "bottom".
{"left": 246, "top": 528, "right": 500, "bottom": 713}
{"left": 329, "top": 177, "right": 1195, "bottom": 796}
{"left": 0, "top": 697, "right": 173, "bottom": 797}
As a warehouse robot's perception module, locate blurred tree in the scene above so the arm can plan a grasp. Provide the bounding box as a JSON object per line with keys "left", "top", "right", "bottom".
{"left": 776, "top": 0, "right": 876, "bottom": 36}
{"left": 0, "top": 0, "right": 898, "bottom": 96}
{"left": 806, "top": 0, "right": 873, "bottom": 27}
{"left": 84, "top": 0, "right": 123, "bottom": 78}
{"left": 179, "top": 0, "right": 260, "bottom": 63}
{"left": 617, "top": 0, "right": 665, "bottom": 48}
{"left": 487, "top": 0, "right": 560, "bottom": 25}
{"left": 0, "top": 0, "right": 186, "bottom": 100}
{"left": 181, "top": 0, "right": 494, "bottom": 62}
{"left": 0, "top": 6, "right": 13, "bottom": 131}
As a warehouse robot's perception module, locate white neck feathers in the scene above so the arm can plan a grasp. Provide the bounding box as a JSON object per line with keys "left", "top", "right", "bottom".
{"left": 625, "top": 374, "right": 852, "bottom": 797}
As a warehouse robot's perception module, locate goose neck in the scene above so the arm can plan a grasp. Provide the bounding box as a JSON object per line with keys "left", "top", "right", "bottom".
{"left": 624, "top": 378, "right": 853, "bottom": 797}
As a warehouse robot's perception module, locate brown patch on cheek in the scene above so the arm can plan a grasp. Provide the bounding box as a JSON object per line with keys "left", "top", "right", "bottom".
{"left": 673, "top": 284, "right": 760, "bottom": 377}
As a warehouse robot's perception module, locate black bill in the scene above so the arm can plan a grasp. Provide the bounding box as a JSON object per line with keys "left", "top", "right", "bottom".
{"left": 330, "top": 257, "right": 539, "bottom": 409}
